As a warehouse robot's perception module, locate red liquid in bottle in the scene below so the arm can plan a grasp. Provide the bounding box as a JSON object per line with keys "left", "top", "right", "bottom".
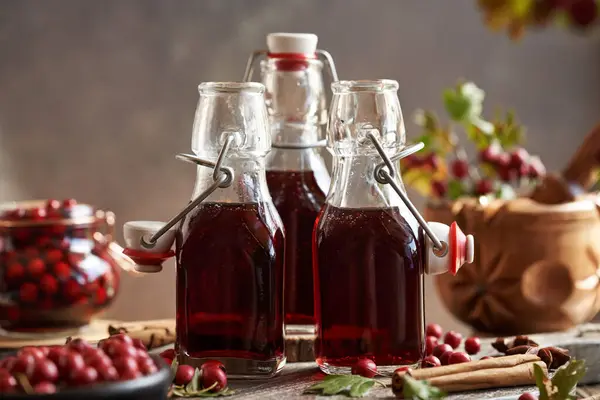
{"left": 313, "top": 205, "right": 425, "bottom": 371}
{"left": 176, "top": 202, "right": 285, "bottom": 372}
{"left": 266, "top": 170, "right": 326, "bottom": 326}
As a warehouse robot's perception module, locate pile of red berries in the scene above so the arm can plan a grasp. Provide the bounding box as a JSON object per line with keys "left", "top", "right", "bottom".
{"left": 420, "top": 323, "right": 482, "bottom": 369}
{"left": 0, "top": 335, "right": 157, "bottom": 394}
{"left": 159, "top": 349, "right": 229, "bottom": 394}
{"left": 0, "top": 199, "right": 119, "bottom": 329}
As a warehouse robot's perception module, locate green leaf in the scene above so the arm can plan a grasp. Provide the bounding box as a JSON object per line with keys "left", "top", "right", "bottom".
{"left": 447, "top": 179, "right": 466, "bottom": 200}
{"left": 170, "top": 358, "right": 179, "bottom": 377}
{"left": 348, "top": 380, "right": 375, "bottom": 397}
{"left": 185, "top": 368, "right": 201, "bottom": 393}
{"left": 443, "top": 88, "right": 471, "bottom": 122}
{"left": 551, "top": 359, "right": 587, "bottom": 399}
{"left": 303, "top": 375, "right": 379, "bottom": 398}
{"left": 534, "top": 363, "right": 550, "bottom": 400}
{"left": 443, "top": 82, "right": 486, "bottom": 123}
{"left": 402, "top": 375, "right": 446, "bottom": 400}
{"left": 402, "top": 168, "right": 434, "bottom": 197}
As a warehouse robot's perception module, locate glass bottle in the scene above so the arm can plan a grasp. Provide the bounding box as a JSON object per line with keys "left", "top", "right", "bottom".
{"left": 244, "top": 33, "right": 338, "bottom": 329}
{"left": 313, "top": 80, "right": 474, "bottom": 375}
{"left": 122, "top": 82, "right": 286, "bottom": 378}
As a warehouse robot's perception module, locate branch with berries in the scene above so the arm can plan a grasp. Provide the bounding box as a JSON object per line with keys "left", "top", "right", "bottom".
{"left": 476, "top": 0, "right": 599, "bottom": 40}
{"left": 401, "top": 81, "right": 546, "bottom": 202}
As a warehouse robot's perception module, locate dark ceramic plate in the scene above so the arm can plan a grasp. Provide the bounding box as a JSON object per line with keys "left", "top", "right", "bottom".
{"left": 2, "top": 354, "right": 172, "bottom": 400}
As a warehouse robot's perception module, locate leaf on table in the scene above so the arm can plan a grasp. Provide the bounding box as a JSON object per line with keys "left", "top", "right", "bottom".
{"left": 402, "top": 375, "right": 446, "bottom": 400}
{"left": 170, "top": 358, "right": 179, "bottom": 377}
{"left": 185, "top": 368, "right": 201, "bottom": 393}
{"left": 304, "top": 375, "right": 379, "bottom": 398}
{"left": 533, "top": 363, "right": 550, "bottom": 400}
{"left": 551, "top": 359, "right": 587, "bottom": 399}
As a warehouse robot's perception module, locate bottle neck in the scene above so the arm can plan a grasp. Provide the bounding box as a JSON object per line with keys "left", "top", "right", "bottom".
{"left": 192, "top": 157, "right": 271, "bottom": 204}
{"left": 326, "top": 154, "right": 405, "bottom": 209}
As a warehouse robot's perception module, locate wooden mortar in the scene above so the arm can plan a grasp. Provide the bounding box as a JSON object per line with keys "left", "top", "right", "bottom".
{"left": 427, "top": 195, "right": 600, "bottom": 335}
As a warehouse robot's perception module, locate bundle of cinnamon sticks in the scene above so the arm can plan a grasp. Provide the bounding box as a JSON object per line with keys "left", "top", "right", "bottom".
{"left": 392, "top": 354, "right": 547, "bottom": 396}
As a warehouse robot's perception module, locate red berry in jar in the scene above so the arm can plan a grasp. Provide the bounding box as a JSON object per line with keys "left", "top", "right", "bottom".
{"left": 421, "top": 355, "right": 441, "bottom": 368}
{"left": 70, "top": 366, "right": 98, "bottom": 386}
{"left": 464, "top": 337, "right": 481, "bottom": 355}
{"left": 19, "top": 283, "right": 38, "bottom": 303}
{"left": 350, "top": 358, "right": 377, "bottom": 378}
{"left": 45, "top": 249, "right": 63, "bottom": 264}
{"left": 200, "top": 361, "right": 228, "bottom": 392}
{"left": 34, "top": 382, "right": 57, "bottom": 394}
{"left": 40, "top": 274, "right": 59, "bottom": 295}
{"left": 450, "top": 159, "right": 469, "bottom": 179}
{"left": 63, "top": 279, "right": 82, "bottom": 301}
{"left": 62, "top": 198, "right": 78, "bottom": 208}
{"left": 518, "top": 393, "right": 537, "bottom": 400}
{"left": 448, "top": 351, "right": 471, "bottom": 364}
{"left": 175, "top": 365, "right": 196, "bottom": 385}
{"left": 440, "top": 351, "right": 453, "bottom": 366}
{"left": 475, "top": 179, "right": 494, "bottom": 196}
{"left": 432, "top": 343, "right": 453, "bottom": 358}
{"left": 425, "top": 336, "right": 438, "bottom": 356}
{"left": 5, "top": 262, "right": 25, "bottom": 282}
{"left": 54, "top": 262, "right": 71, "bottom": 279}
{"left": 28, "top": 258, "right": 45, "bottom": 277}
{"left": 426, "top": 323, "right": 443, "bottom": 339}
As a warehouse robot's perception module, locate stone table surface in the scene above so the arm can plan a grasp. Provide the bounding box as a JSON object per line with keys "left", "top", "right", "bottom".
{"left": 150, "top": 324, "right": 600, "bottom": 399}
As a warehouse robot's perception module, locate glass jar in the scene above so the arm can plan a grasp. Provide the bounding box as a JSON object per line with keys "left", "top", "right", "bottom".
{"left": 122, "top": 82, "right": 286, "bottom": 378}
{"left": 0, "top": 199, "right": 127, "bottom": 334}
{"left": 247, "top": 33, "right": 336, "bottom": 329}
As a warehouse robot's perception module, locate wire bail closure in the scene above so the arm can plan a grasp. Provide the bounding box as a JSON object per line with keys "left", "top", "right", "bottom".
{"left": 139, "top": 135, "right": 236, "bottom": 249}
{"left": 242, "top": 49, "right": 339, "bottom": 83}
{"left": 367, "top": 133, "right": 447, "bottom": 256}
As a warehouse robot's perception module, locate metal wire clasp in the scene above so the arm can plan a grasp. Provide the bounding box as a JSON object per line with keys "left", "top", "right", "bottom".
{"left": 367, "top": 133, "right": 447, "bottom": 256}
{"left": 242, "top": 49, "right": 339, "bottom": 82}
{"left": 139, "top": 136, "right": 235, "bottom": 249}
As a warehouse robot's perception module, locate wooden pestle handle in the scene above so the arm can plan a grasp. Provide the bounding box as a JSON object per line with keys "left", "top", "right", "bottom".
{"left": 561, "top": 123, "right": 600, "bottom": 190}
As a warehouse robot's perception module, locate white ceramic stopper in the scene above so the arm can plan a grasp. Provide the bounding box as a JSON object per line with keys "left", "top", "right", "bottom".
{"left": 425, "top": 222, "right": 474, "bottom": 276}
{"left": 266, "top": 33, "right": 318, "bottom": 54}
{"left": 123, "top": 221, "right": 176, "bottom": 253}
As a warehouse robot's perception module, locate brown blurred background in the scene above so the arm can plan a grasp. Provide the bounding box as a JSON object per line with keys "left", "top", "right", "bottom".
{"left": 0, "top": 0, "right": 599, "bottom": 334}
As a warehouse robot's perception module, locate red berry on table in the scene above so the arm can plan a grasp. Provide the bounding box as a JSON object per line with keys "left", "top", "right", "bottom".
{"left": 40, "top": 274, "right": 59, "bottom": 295}
{"left": 421, "top": 355, "right": 441, "bottom": 368}
{"left": 0, "top": 371, "right": 17, "bottom": 392}
{"left": 159, "top": 349, "right": 176, "bottom": 362}
{"left": 175, "top": 365, "right": 196, "bottom": 385}
{"left": 351, "top": 358, "right": 378, "bottom": 378}
{"left": 443, "top": 330, "right": 463, "bottom": 349}
{"left": 426, "top": 323, "right": 443, "bottom": 339}
{"left": 475, "top": 179, "right": 494, "bottom": 195}
{"left": 518, "top": 393, "right": 537, "bottom": 400}
{"left": 450, "top": 159, "right": 469, "bottom": 179}
{"left": 32, "top": 359, "right": 59, "bottom": 384}
{"left": 432, "top": 343, "right": 453, "bottom": 358}
{"left": 70, "top": 366, "right": 98, "bottom": 386}
{"left": 567, "top": 0, "right": 598, "bottom": 27}
{"left": 34, "top": 382, "right": 57, "bottom": 394}
{"left": 440, "top": 351, "right": 453, "bottom": 366}
{"left": 448, "top": 351, "right": 471, "bottom": 364}
{"left": 28, "top": 258, "right": 46, "bottom": 277}
{"left": 113, "top": 356, "right": 139, "bottom": 376}
{"left": 425, "top": 336, "right": 438, "bottom": 355}
{"left": 200, "top": 362, "right": 228, "bottom": 392}
{"left": 431, "top": 180, "right": 448, "bottom": 198}
{"left": 19, "top": 282, "right": 38, "bottom": 303}
{"left": 464, "top": 337, "right": 481, "bottom": 355}
{"left": 63, "top": 198, "right": 78, "bottom": 208}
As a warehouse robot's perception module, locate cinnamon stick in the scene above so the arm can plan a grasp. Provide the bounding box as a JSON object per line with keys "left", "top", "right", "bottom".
{"left": 107, "top": 319, "right": 176, "bottom": 350}
{"left": 392, "top": 355, "right": 547, "bottom": 395}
